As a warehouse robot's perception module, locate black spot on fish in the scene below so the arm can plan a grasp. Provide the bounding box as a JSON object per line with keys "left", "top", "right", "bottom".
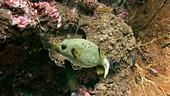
{"left": 71, "top": 48, "right": 76, "bottom": 58}
{"left": 98, "top": 47, "right": 100, "bottom": 55}
{"left": 61, "top": 44, "right": 67, "bottom": 50}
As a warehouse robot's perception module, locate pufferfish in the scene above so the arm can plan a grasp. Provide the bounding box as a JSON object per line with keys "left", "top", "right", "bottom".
{"left": 54, "top": 38, "right": 110, "bottom": 78}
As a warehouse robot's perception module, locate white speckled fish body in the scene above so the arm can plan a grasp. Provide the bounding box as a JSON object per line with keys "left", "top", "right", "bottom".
{"left": 57, "top": 39, "right": 100, "bottom": 67}
{"left": 55, "top": 38, "right": 109, "bottom": 78}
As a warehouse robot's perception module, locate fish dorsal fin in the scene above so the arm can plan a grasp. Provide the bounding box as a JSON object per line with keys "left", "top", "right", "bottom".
{"left": 98, "top": 47, "right": 105, "bottom": 63}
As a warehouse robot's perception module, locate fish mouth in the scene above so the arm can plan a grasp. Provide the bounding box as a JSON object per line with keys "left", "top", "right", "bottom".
{"left": 54, "top": 44, "right": 61, "bottom": 53}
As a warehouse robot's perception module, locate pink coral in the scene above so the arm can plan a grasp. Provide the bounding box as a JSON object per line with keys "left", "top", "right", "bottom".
{"left": 12, "top": 15, "right": 31, "bottom": 28}
{"left": 76, "top": 85, "right": 91, "bottom": 96}
{"left": 116, "top": 10, "right": 129, "bottom": 21}
{"left": 1, "top": 0, "right": 62, "bottom": 29}
{"left": 33, "top": 1, "right": 62, "bottom": 28}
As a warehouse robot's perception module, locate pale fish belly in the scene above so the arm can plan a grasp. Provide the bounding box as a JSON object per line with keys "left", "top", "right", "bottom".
{"left": 68, "top": 56, "right": 98, "bottom": 68}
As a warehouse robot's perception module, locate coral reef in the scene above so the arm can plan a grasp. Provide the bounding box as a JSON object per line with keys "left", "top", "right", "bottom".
{"left": 1, "top": 0, "right": 170, "bottom": 96}
{"left": 0, "top": 0, "right": 136, "bottom": 95}
{"left": 1, "top": 0, "right": 62, "bottom": 28}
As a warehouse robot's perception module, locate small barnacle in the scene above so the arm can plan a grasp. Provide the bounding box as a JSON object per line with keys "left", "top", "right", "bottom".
{"left": 141, "top": 53, "right": 152, "bottom": 64}
{"left": 148, "top": 67, "right": 158, "bottom": 77}
{"left": 135, "top": 74, "right": 142, "bottom": 84}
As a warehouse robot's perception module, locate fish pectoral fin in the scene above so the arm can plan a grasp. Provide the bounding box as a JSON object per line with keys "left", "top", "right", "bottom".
{"left": 64, "top": 59, "right": 76, "bottom": 93}
{"left": 71, "top": 47, "right": 82, "bottom": 60}
{"left": 96, "top": 65, "right": 105, "bottom": 77}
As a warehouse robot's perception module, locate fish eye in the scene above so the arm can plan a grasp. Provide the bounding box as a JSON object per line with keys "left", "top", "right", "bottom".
{"left": 61, "top": 44, "right": 67, "bottom": 50}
